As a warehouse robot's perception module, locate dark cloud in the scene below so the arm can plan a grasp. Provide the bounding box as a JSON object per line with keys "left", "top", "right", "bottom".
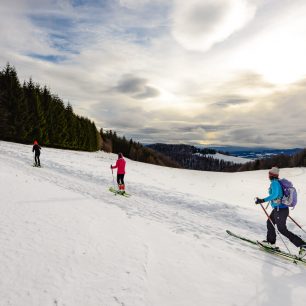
{"left": 139, "top": 127, "right": 165, "bottom": 134}
{"left": 228, "top": 128, "right": 265, "bottom": 144}
{"left": 177, "top": 124, "right": 231, "bottom": 133}
{"left": 214, "top": 97, "right": 249, "bottom": 107}
{"left": 114, "top": 74, "right": 160, "bottom": 99}
{"left": 134, "top": 86, "right": 159, "bottom": 99}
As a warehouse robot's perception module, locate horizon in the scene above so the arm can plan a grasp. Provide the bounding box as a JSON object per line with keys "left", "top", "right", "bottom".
{"left": 1, "top": 1, "right": 306, "bottom": 148}
{"left": 146, "top": 142, "right": 304, "bottom": 152}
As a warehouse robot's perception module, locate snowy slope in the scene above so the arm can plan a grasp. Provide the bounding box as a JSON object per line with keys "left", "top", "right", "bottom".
{"left": 205, "top": 152, "right": 252, "bottom": 164}
{"left": 1, "top": 140, "right": 306, "bottom": 306}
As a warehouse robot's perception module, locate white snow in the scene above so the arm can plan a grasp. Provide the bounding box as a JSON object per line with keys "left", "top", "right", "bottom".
{"left": 205, "top": 152, "right": 252, "bottom": 164}
{"left": 1, "top": 140, "right": 306, "bottom": 306}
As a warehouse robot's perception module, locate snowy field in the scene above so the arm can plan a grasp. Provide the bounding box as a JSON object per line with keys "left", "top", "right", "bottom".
{"left": 1, "top": 140, "right": 306, "bottom": 306}
{"left": 204, "top": 152, "right": 252, "bottom": 164}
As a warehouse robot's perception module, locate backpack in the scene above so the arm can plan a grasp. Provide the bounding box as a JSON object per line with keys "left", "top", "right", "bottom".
{"left": 279, "top": 178, "right": 297, "bottom": 208}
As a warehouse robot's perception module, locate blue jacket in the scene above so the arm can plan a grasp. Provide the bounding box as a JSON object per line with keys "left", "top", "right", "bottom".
{"left": 264, "top": 178, "right": 287, "bottom": 209}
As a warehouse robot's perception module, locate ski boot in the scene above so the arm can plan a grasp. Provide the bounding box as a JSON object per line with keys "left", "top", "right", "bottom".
{"left": 260, "top": 240, "right": 279, "bottom": 250}
{"left": 299, "top": 245, "right": 306, "bottom": 259}
{"left": 118, "top": 184, "right": 125, "bottom": 195}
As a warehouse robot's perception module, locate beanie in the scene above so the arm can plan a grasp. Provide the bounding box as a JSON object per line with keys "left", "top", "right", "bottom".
{"left": 269, "top": 166, "right": 279, "bottom": 177}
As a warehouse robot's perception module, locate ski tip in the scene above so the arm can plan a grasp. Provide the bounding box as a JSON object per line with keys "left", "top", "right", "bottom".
{"left": 226, "top": 230, "right": 232, "bottom": 235}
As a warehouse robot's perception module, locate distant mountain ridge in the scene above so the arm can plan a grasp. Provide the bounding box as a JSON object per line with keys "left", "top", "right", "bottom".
{"left": 147, "top": 143, "right": 245, "bottom": 172}
{"left": 207, "top": 146, "right": 303, "bottom": 159}
{"left": 147, "top": 143, "right": 306, "bottom": 172}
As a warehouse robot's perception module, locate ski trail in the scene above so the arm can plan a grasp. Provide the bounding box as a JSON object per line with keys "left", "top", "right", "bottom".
{"left": 0, "top": 142, "right": 265, "bottom": 244}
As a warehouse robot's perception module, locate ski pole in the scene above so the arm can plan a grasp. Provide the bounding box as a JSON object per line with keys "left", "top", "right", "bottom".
{"left": 111, "top": 167, "right": 116, "bottom": 188}
{"left": 288, "top": 215, "right": 306, "bottom": 234}
{"left": 259, "top": 203, "right": 293, "bottom": 256}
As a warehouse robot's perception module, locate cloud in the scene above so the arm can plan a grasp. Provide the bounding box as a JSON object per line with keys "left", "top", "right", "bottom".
{"left": 214, "top": 97, "right": 249, "bottom": 108}
{"left": 113, "top": 74, "right": 160, "bottom": 99}
{"left": 171, "top": 0, "right": 257, "bottom": 51}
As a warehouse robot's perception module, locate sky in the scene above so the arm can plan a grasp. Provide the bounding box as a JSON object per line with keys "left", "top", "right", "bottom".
{"left": 1, "top": 0, "right": 306, "bottom": 148}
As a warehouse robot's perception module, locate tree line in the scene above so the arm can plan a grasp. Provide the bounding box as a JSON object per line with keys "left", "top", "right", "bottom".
{"left": 147, "top": 143, "right": 239, "bottom": 172}
{"left": 0, "top": 64, "right": 99, "bottom": 151}
{"left": 237, "top": 149, "right": 306, "bottom": 171}
{"left": 100, "top": 130, "right": 180, "bottom": 168}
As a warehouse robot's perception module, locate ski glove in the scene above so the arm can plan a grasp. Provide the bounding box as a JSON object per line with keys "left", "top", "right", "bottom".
{"left": 255, "top": 198, "right": 265, "bottom": 204}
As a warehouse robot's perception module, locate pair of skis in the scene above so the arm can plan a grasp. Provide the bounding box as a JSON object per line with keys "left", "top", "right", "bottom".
{"left": 227, "top": 230, "right": 306, "bottom": 266}
{"left": 109, "top": 186, "right": 131, "bottom": 197}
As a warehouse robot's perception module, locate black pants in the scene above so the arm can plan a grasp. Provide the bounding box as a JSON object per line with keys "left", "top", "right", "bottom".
{"left": 117, "top": 174, "right": 124, "bottom": 185}
{"left": 35, "top": 154, "right": 40, "bottom": 166}
{"left": 267, "top": 208, "right": 304, "bottom": 247}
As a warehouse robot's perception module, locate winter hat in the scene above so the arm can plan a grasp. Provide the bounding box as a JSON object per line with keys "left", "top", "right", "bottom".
{"left": 118, "top": 153, "right": 123, "bottom": 158}
{"left": 269, "top": 166, "right": 279, "bottom": 178}
{"left": 34, "top": 140, "right": 38, "bottom": 145}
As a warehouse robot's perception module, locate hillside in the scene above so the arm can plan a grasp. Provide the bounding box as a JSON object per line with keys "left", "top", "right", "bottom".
{"left": 147, "top": 143, "right": 250, "bottom": 171}
{"left": 211, "top": 146, "right": 304, "bottom": 159}
{"left": 1, "top": 140, "right": 306, "bottom": 306}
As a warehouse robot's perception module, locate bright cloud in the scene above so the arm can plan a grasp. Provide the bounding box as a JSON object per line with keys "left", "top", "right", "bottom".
{"left": 171, "top": 0, "right": 257, "bottom": 52}
{"left": 231, "top": 5, "right": 306, "bottom": 84}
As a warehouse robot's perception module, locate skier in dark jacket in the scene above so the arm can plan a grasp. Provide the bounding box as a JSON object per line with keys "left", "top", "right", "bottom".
{"left": 32, "top": 140, "right": 41, "bottom": 167}
{"left": 255, "top": 166, "right": 306, "bottom": 257}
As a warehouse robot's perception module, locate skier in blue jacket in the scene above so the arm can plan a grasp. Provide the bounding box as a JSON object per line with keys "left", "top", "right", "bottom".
{"left": 255, "top": 166, "right": 306, "bottom": 257}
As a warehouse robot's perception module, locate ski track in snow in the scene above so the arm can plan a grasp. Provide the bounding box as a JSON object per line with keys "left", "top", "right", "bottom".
{"left": 0, "top": 142, "right": 264, "bottom": 243}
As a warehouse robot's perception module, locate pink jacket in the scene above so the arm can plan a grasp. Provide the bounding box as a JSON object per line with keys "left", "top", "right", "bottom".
{"left": 111, "top": 158, "right": 126, "bottom": 174}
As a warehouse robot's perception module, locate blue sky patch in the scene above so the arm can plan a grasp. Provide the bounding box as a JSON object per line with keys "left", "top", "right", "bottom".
{"left": 27, "top": 53, "right": 67, "bottom": 63}
{"left": 29, "top": 14, "right": 74, "bottom": 31}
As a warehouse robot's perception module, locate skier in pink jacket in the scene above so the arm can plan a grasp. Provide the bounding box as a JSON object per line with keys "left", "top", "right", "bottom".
{"left": 111, "top": 153, "right": 126, "bottom": 191}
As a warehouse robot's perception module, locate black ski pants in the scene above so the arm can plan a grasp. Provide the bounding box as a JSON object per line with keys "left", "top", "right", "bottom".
{"left": 267, "top": 208, "right": 304, "bottom": 247}
{"left": 117, "top": 174, "right": 124, "bottom": 185}
{"left": 35, "top": 153, "right": 40, "bottom": 166}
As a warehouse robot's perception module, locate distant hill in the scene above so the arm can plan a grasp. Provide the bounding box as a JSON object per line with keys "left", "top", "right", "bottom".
{"left": 147, "top": 143, "right": 306, "bottom": 172}
{"left": 147, "top": 143, "right": 247, "bottom": 172}
{"left": 204, "top": 153, "right": 251, "bottom": 164}
{"left": 206, "top": 146, "right": 303, "bottom": 159}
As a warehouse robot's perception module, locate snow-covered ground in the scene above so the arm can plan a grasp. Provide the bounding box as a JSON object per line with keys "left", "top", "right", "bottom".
{"left": 205, "top": 152, "right": 252, "bottom": 164}
{"left": 1, "top": 140, "right": 306, "bottom": 306}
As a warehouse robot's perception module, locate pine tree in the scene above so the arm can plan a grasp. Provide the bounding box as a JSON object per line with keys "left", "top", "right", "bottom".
{"left": 0, "top": 64, "right": 24, "bottom": 140}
